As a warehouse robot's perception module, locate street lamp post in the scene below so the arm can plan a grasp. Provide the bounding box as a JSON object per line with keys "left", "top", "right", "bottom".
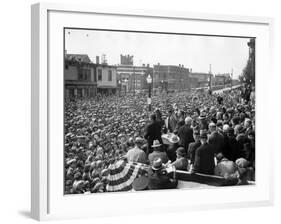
{"left": 146, "top": 74, "right": 152, "bottom": 111}
{"left": 124, "top": 78, "right": 128, "bottom": 95}
{"left": 118, "top": 80, "right": 121, "bottom": 97}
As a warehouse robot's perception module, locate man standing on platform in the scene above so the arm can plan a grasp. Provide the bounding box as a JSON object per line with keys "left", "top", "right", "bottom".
{"left": 164, "top": 109, "right": 177, "bottom": 133}
{"left": 188, "top": 129, "right": 201, "bottom": 165}
{"left": 208, "top": 122, "right": 224, "bottom": 155}
{"left": 191, "top": 131, "right": 215, "bottom": 175}
{"left": 144, "top": 113, "right": 163, "bottom": 155}
{"left": 177, "top": 117, "right": 194, "bottom": 154}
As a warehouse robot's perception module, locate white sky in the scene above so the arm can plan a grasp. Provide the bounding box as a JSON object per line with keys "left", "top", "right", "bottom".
{"left": 65, "top": 29, "right": 251, "bottom": 79}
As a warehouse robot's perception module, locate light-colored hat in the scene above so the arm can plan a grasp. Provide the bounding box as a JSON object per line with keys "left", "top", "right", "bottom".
{"left": 169, "top": 134, "right": 180, "bottom": 144}
{"left": 151, "top": 140, "right": 162, "bottom": 148}
{"left": 135, "top": 137, "right": 144, "bottom": 144}
{"left": 223, "top": 124, "right": 230, "bottom": 132}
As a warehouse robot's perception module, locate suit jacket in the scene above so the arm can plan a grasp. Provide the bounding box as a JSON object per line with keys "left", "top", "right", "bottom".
{"left": 193, "top": 143, "right": 215, "bottom": 175}
{"left": 208, "top": 131, "right": 224, "bottom": 154}
{"left": 188, "top": 141, "right": 201, "bottom": 164}
{"left": 165, "top": 114, "right": 177, "bottom": 133}
{"left": 148, "top": 170, "right": 178, "bottom": 190}
{"left": 236, "top": 133, "right": 249, "bottom": 158}
{"left": 144, "top": 121, "right": 162, "bottom": 144}
{"left": 177, "top": 125, "right": 194, "bottom": 152}
{"left": 172, "top": 157, "right": 189, "bottom": 171}
{"left": 227, "top": 135, "right": 242, "bottom": 161}
{"left": 174, "top": 118, "right": 185, "bottom": 134}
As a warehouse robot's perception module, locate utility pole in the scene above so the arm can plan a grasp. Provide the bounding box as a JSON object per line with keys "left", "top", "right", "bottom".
{"left": 209, "top": 64, "right": 212, "bottom": 90}
{"left": 133, "top": 67, "right": 135, "bottom": 96}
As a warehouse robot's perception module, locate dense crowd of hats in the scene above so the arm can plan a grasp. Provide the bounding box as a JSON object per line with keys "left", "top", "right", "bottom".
{"left": 64, "top": 87, "right": 255, "bottom": 194}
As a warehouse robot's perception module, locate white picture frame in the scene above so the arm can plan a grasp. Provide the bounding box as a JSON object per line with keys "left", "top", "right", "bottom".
{"left": 31, "top": 2, "right": 274, "bottom": 221}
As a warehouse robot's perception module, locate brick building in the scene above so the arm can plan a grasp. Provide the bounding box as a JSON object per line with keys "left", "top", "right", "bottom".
{"left": 189, "top": 72, "right": 213, "bottom": 88}
{"left": 153, "top": 64, "right": 190, "bottom": 92}
{"left": 117, "top": 55, "right": 153, "bottom": 94}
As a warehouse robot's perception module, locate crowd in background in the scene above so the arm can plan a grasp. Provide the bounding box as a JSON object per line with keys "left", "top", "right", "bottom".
{"left": 64, "top": 85, "right": 255, "bottom": 194}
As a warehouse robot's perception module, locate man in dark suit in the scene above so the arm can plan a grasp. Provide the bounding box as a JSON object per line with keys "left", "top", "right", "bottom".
{"left": 165, "top": 109, "right": 178, "bottom": 133}
{"left": 192, "top": 131, "right": 215, "bottom": 175}
{"left": 144, "top": 113, "right": 163, "bottom": 155}
{"left": 188, "top": 129, "right": 201, "bottom": 165}
{"left": 177, "top": 117, "right": 194, "bottom": 153}
{"left": 227, "top": 127, "right": 242, "bottom": 161}
{"left": 208, "top": 122, "right": 224, "bottom": 155}
{"left": 148, "top": 158, "right": 178, "bottom": 190}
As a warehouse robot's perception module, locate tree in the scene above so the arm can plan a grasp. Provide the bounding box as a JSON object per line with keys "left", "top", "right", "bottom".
{"left": 241, "top": 38, "right": 255, "bottom": 87}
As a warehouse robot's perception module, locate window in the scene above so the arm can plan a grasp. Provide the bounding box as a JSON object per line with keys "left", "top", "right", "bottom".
{"left": 98, "top": 69, "right": 102, "bottom": 81}
{"left": 77, "top": 89, "right": 82, "bottom": 97}
{"left": 84, "top": 88, "right": 89, "bottom": 97}
{"left": 78, "top": 68, "right": 91, "bottom": 81}
{"left": 94, "top": 71, "right": 97, "bottom": 82}
{"left": 69, "top": 88, "right": 74, "bottom": 98}
{"left": 108, "top": 70, "right": 112, "bottom": 81}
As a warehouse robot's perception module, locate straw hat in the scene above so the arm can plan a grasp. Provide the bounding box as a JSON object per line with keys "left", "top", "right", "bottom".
{"left": 169, "top": 134, "right": 180, "bottom": 144}
{"left": 151, "top": 140, "right": 162, "bottom": 148}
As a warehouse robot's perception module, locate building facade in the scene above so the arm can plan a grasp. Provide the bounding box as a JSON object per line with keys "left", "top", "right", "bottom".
{"left": 117, "top": 55, "right": 153, "bottom": 94}
{"left": 64, "top": 54, "right": 97, "bottom": 99}
{"left": 117, "top": 64, "right": 153, "bottom": 93}
{"left": 189, "top": 72, "right": 213, "bottom": 88}
{"left": 213, "top": 73, "right": 231, "bottom": 86}
{"left": 153, "top": 64, "right": 190, "bottom": 92}
{"left": 96, "top": 64, "right": 118, "bottom": 94}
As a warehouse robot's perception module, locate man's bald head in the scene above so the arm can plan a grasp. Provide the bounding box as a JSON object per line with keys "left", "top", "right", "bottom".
{"left": 185, "top": 117, "right": 192, "bottom": 126}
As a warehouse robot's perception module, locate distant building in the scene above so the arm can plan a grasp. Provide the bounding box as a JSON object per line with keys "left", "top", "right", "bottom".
{"left": 189, "top": 72, "right": 213, "bottom": 88}
{"left": 153, "top": 64, "right": 190, "bottom": 91}
{"left": 64, "top": 54, "right": 97, "bottom": 99}
{"left": 96, "top": 63, "right": 118, "bottom": 95}
{"left": 64, "top": 54, "right": 118, "bottom": 97}
{"left": 120, "top": 54, "right": 134, "bottom": 66}
{"left": 117, "top": 65, "right": 153, "bottom": 93}
{"left": 117, "top": 55, "right": 153, "bottom": 94}
{"left": 213, "top": 73, "right": 231, "bottom": 86}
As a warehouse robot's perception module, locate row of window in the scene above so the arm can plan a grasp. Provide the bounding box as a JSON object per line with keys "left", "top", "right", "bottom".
{"left": 97, "top": 69, "right": 112, "bottom": 81}
{"left": 67, "top": 88, "right": 96, "bottom": 98}
{"left": 78, "top": 68, "right": 113, "bottom": 82}
{"left": 78, "top": 68, "right": 91, "bottom": 81}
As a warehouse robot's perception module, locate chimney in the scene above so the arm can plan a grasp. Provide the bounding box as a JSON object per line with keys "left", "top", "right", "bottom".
{"left": 147, "top": 64, "right": 150, "bottom": 67}
{"left": 96, "top": 56, "right": 100, "bottom": 64}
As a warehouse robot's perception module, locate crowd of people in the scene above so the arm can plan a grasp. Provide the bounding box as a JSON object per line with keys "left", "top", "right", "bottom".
{"left": 64, "top": 85, "right": 255, "bottom": 194}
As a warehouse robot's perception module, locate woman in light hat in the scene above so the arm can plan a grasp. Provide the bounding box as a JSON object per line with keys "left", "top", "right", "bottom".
{"left": 171, "top": 147, "right": 189, "bottom": 171}
{"left": 148, "top": 140, "right": 169, "bottom": 165}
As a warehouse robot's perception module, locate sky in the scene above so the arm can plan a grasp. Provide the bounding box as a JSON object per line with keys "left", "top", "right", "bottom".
{"left": 65, "top": 28, "right": 251, "bottom": 79}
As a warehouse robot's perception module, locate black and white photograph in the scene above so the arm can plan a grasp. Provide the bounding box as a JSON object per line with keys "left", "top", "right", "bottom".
{"left": 64, "top": 28, "right": 255, "bottom": 194}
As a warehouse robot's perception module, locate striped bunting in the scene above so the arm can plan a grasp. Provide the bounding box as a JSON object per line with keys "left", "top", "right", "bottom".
{"left": 106, "top": 160, "right": 149, "bottom": 192}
